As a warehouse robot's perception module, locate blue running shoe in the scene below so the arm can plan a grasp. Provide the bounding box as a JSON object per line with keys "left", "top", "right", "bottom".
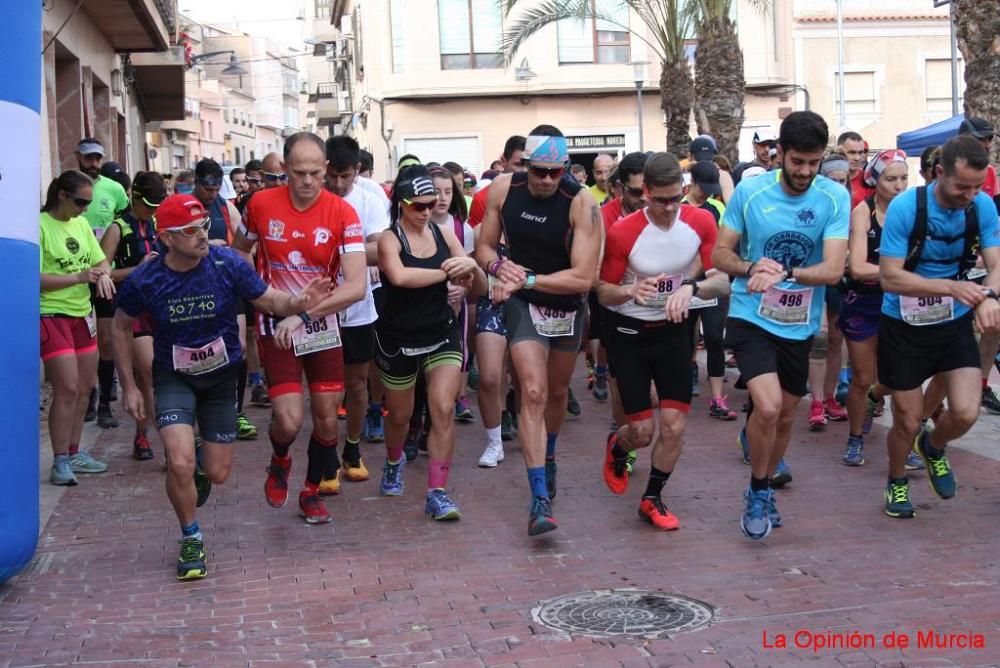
{"left": 528, "top": 496, "right": 558, "bottom": 536}
{"left": 770, "top": 459, "right": 792, "bottom": 488}
{"left": 380, "top": 458, "right": 405, "bottom": 496}
{"left": 738, "top": 427, "right": 750, "bottom": 465}
{"left": 884, "top": 479, "right": 915, "bottom": 518}
{"left": 366, "top": 408, "right": 385, "bottom": 443}
{"left": 914, "top": 428, "right": 956, "bottom": 499}
{"left": 766, "top": 491, "right": 782, "bottom": 528}
{"left": 842, "top": 435, "right": 865, "bottom": 467}
{"left": 425, "top": 489, "right": 461, "bottom": 520}
{"left": 741, "top": 487, "right": 772, "bottom": 540}
{"left": 905, "top": 450, "right": 925, "bottom": 471}
{"left": 545, "top": 459, "right": 557, "bottom": 500}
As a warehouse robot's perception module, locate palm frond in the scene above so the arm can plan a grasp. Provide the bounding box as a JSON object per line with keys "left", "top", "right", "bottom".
{"left": 500, "top": 0, "right": 590, "bottom": 66}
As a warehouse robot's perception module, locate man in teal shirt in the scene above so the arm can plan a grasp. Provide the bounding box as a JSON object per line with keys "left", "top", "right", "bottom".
{"left": 76, "top": 138, "right": 129, "bottom": 240}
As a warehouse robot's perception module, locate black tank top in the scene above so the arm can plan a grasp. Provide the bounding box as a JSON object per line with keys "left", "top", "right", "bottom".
{"left": 377, "top": 221, "right": 455, "bottom": 346}
{"left": 112, "top": 212, "right": 158, "bottom": 269}
{"left": 845, "top": 196, "right": 882, "bottom": 294}
{"left": 500, "top": 172, "right": 582, "bottom": 311}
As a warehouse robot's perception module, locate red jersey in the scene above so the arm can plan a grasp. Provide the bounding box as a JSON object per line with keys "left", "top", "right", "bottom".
{"left": 241, "top": 186, "right": 364, "bottom": 299}
{"left": 850, "top": 172, "right": 875, "bottom": 210}
{"left": 468, "top": 185, "right": 489, "bottom": 228}
{"left": 601, "top": 198, "right": 624, "bottom": 233}
{"left": 983, "top": 165, "right": 999, "bottom": 199}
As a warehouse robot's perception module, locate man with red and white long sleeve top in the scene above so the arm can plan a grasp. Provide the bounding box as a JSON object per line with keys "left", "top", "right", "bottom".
{"left": 232, "top": 133, "right": 367, "bottom": 526}
{"left": 595, "top": 152, "right": 730, "bottom": 531}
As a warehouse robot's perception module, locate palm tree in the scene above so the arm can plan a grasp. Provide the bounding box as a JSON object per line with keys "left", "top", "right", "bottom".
{"left": 954, "top": 0, "right": 1000, "bottom": 164}
{"left": 684, "top": 0, "right": 770, "bottom": 163}
{"left": 501, "top": 1, "right": 695, "bottom": 157}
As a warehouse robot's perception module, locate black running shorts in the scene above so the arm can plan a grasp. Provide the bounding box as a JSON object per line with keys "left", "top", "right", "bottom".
{"left": 725, "top": 317, "right": 812, "bottom": 397}
{"left": 877, "top": 313, "right": 979, "bottom": 391}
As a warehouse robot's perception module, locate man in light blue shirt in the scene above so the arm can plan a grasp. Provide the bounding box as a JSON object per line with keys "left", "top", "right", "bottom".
{"left": 712, "top": 111, "right": 849, "bottom": 540}
{"left": 877, "top": 134, "right": 1000, "bottom": 519}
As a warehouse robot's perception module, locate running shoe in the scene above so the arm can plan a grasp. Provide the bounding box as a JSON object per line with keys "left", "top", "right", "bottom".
{"left": 318, "top": 468, "right": 342, "bottom": 496}
{"left": 425, "top": 489, "right": 461, "bottom": 520}
{"left": 824, "top": 397, "right": 848, "bottom": 422}
{"left": 250, "top": 384, "right": 270, "bottom": 406}
{"left": 741, "top": 487, "right": 772, "bottom": 540}
{"left": 585, "top": 357, "right": 596, "bottom": 390}
{"left": 70, "top": 451, "right": 108, "bottom": 474}
{"left": 602, "top": 432, "right": 630, "bottom": 496}
{"left": 690, "top": 363, "right": 700, "bottom": 397}
{"left": 403, "top": 426, "right": 421, "bottom": 462}
{"left": 500, "top": 411, "right": 515, "bottom": 442}
{"left": 528, "top": 496, "right": 557, "bottom": 536}
{"left": 50, "top": 458, "right": 78, "bottom": 486}
{"left": 638, "top": 497, "right": 680, "bottom": 531}
{"left": 982, "top": 386, "right": 1000, "bottom": 415}
{"left": 84, "top": 388, "right": 97, "bottom": 422}
{"left": 770, "top": 459, "right": 792, "bottom": 488}
{"left": 176, "top": 537, "right": 207, "bottom": 580}
{"left": 884, "top": 479, "right": 915, "bottom": 518}
{"left": 194, "top": 453, "right": 212, "bottom": 508}
{"left": 264, "top": 456, "right": 291, "bottom": 508}
{"left": 862, "top": 390, "right": 877, "bottom": 435}
{"left": 478, "top": 440, "right": 505, "bottom": 468}
{"left": 299, "top": 491, "right": 333, "bottom": 524}
{"left": 766, "top": 491, "right": 782, "bottom": 528}
{"left": 344, "top": 457, "right": 370, "bottom": 482}
{"left": 738, "top": 427, "right": 750, "bottom": 465}
{"left": 380, "top": 458, "right": 405, "bottom": 496}
{"left": 96, "top": 403, "right": 119, "bottom": 429}
{"left": 905, "top": 451, "right": 926, "bottom": 471}
{"left": 842, "top": 435, "right": 865, "bottom": 467}
{"left": 593, "top": 373, "right": 609, "bottom": 402}
{"left": 545, "top": 459, "right": 558, "bottom": 500}
{"left": 133, "top": 432, "right": 154, "bottom": 461}
{"left": 913, "top": 428, "right": 956, "bottom": 499}
{"left": 236, "top": 413, "right": 257, "bottom": 440}
{"left": 365, "top": 408, "right": 385, "bottom": 442}
{"left": 709, "top": 396, "right": 738, "bottom": 421}
{"left": 455, "top": 396, "right": 475, "bottom": 422}
{"left": 566, "top": 388, "right": 581, "bottom": 418}
{"left": 337, "top": 405, "right": 348, "bottom": 420}
{"left": 808, "top": 400, "right": 827, "bottom": 431}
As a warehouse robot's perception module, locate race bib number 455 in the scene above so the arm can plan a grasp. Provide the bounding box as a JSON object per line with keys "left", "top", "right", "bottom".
{"left": 758, "top": 286, "right": 813, "bottom": 326}
{"left": 529, "top": 304, "right": 577, "bottom": 337}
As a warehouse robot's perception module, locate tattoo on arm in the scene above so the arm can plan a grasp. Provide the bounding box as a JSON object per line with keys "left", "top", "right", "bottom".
{"left": 590, "top": 205, "right": 601, "bottom": 230}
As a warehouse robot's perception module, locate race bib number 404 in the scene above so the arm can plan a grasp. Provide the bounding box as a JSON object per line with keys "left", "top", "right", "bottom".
{"left": 172, "top": 337, "right": 229, "bottom": 375}
{"left": 529, "top": 304, "right": 577, "bottom": 337}
{"left": 758, "top": 286, "right": 813, "bottom": 326}
{"left": 900, "top": 295, "right": 954, "bottom": 326}
{"left": 292, "top": 315, "right": 342, "bottom": 357}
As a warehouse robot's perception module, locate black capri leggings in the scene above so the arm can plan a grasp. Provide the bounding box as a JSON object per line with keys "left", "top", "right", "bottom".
{"left": 687, "top": 297, "right": 729, "bottom": 379}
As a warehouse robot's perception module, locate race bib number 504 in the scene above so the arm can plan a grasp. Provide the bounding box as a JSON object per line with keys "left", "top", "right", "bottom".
{"left": 900, "top": 295, "right": 954, "bottom": 326}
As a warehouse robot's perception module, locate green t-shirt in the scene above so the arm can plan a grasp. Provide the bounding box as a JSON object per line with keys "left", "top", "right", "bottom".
{"left": 82, "top": 175, "right": 129, "bottom": 238}
{"left": 40, "top": 212, "right": 106, "bottom": 317}
{"left": 589, "top": 183, "right": 610, "bottom": 205}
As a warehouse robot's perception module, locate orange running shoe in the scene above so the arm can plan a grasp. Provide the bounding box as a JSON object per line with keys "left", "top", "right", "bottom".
{"left": 602, "top": 432, "right": 630, "bottom": 496}
{"left": 638, "top": 497, "right": 680, "bottom": 531}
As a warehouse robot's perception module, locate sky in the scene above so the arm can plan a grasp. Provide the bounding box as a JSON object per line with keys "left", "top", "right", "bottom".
{"left": 178, "top": 0, "right": 312, "bottom": 52}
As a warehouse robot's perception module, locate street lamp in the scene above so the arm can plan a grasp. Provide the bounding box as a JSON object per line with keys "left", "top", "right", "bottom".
{"left": 189, "top": 51, "right": 248, "bottom": 77}
{"left": 631, "top": 61, "right": 648, "bottom": 151}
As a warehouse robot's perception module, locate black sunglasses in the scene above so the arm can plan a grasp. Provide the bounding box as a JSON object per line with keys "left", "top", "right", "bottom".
{"left": 197, "top": 178, "right": 222, "bottom": 188}
{"left": 264, "top": 172, "right": 288, "bottom": 182}
{"left": 648, "top": 193, "right": 684, "bottom": 207}
{"left": 403, "top": 199, "right": 436, "bottom": 212}
{"left": 64, "top": 191, "right": 91, "bottom": 207}
{"left": 528, "top": 166, "right": 565, "bottom": 180}
{"left": 624, "top": 186, "right": 644, "bottom": 198}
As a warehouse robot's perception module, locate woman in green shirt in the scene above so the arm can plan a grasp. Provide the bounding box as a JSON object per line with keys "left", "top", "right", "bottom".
{"left": 40, "top": 170, "right": 116, "bottom": 486}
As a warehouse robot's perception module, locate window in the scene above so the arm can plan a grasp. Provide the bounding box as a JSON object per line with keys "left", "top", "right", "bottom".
{"left": 438, "top": 0, "right": 502, "bottom": 70}
{"left": 390, "top": 0, "right": 406, "bottom": 73}
{"left": 833, "top": 71, "right": 876, "bottom": 114}
{"left": 315, "top": 0, "right": 332, "bottom": 19}
{"left": 558, "top": 0, "right": 630, "bottom": 65}
{"left": 925, "top": 58, "right": 964, "bottom": 114}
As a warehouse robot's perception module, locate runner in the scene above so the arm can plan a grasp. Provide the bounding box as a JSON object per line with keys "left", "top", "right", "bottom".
{"left": 838, "top": 150, "right": 908, "bottom": 466}
{"left": 877, "top": 135, "right": 1000, "bottom": 519}
{"left": 751, "top": 128, "right": 777, "bottom": 171}
{"left": 99, "top": 171, "right": 168, "bottom": 460}
{"left": 590, "top": 154, "right": 615, "bottom": 205}
{"left": 598, "top": 152, "right": 729, "bottom": 530}
{"left": 712, "top": 111, "right": 850, "bottom": 540}
{"left": 374, "top": 165, "right": 486, "bottom": 518}
{"left": 112, "top": 194, "right": 334, "bottom": 579}
{"left": 41, "top": 170, "right": 115, "bottom": 485}
{"left": 476, "top": 125, "right": 602, "bottom": 535}
{"left": 837, "top": 131, "right": 873, "bottom": 209}
{"left": 322, "top": 135, "right": 390, "bottom": 491}
{"left": 958, "top": 117, "right": 999, "bottom": 198}
{"left": 233, "top": 132, "right": 368, "bottom": 525}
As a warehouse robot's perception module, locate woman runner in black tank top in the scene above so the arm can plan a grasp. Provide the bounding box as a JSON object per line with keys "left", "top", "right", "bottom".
{"left": 374, "top": 166, "right": 486, "bottom": 521}
{"left": 838, "top": 152, "right": 908, "bottom": 463}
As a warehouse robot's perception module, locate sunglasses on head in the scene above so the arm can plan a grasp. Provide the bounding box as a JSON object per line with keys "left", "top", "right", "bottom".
{"left": 648, "top": 193, "right": 684, "bottom": 207}
{"left": 403, "top": 198, "right": 436, "bottom": 212}
{"left": 165, "top": 217, "right": 211, "bottom": 237}
{"left": 264, "top": 172, "right": 288, "bottom": 182}
{"left": 64, "top": 191, "right": 91, "bottom": 208}
{"left": 528, "top": 165, "right": 565, "bottom": 180}
{"left": 197, "top": 178, "right": 222, "bottom": 188}
{"left": 624, "top": 186, "right": 644, "bottom": 198}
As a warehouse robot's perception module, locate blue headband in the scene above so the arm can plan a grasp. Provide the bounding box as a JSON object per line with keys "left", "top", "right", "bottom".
{"left": 525, "top": 134, "right": 569, "bottom": 165}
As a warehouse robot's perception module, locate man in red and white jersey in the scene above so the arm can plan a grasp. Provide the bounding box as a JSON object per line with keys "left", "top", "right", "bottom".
{"left": 233, "top": 132, "right": 367, "bottom": 525}
{"left": 596, "top": 152, "right": 730, "bottom": 531}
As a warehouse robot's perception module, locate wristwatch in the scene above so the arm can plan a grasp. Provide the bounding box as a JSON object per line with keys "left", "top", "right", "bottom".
{"left": 984, "top": 287, "right": 999, "bottom": 301}
{"left": 681, "top": 279, "right": 700, "bottom": 297}
{"left": 298, "top": 311, "right": 312, "bottom": 324}
{"left": 783, "top": 264, "right": 795, "bottom": 281}
{"left": 525, "top": 271, "right": 537, "bottom": 289}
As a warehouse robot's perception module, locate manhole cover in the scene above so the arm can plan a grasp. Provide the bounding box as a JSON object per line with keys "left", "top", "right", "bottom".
{"left": 532, "top": 589, "right": 714, "bottom": 639}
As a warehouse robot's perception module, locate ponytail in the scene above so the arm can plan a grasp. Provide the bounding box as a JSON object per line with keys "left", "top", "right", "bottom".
{"left": 41, "top": 170, "right": 93, "bottom": 213}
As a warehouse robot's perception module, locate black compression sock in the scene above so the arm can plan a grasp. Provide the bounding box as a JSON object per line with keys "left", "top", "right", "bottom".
{"left": 643, "top": 467, "right": 671, "bottom": 498}
{"left": 98, "top": 359, "right": 115, "bottom": 405}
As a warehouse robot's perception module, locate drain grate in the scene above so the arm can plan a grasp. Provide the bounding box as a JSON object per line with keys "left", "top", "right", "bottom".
{"left": 532, "top": 589, "right": 714, "bottom": 639}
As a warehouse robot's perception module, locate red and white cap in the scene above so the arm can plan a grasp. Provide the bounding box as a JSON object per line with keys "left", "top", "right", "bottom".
{"left": 155, "top": 194, "right": 208, "bottom": 230}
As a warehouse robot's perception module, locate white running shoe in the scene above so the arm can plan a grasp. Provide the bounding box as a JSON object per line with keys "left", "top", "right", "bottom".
{"left": 478, "top": 441, "right": 505, "bottom": 468}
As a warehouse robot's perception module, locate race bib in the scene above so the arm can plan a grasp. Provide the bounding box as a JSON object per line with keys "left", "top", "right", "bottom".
{"left": 292, "top": 314, "right": 342, "bottom": 357}
{"left": 900, "top": 295, "right": 954, "bottom": 326}
{"left": 689, "top": 296, "right": 719, "bottom": 310}
{"left": 85, "top": 311, "right": 97, "bottom": 338}
{"left": 758, "top": 286, "right": 813, "bottom": 326}
{"left": 172, "top": 337, "right": 229, "bottom": 375}
{"left": 529, "top": 304, "right": 576, "bottom": 337}
{"left": 401, "top": 340, "right": 446, "bottom": 356}
{"left": 639, "top": 274, "right": 683, "bottom": 310}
